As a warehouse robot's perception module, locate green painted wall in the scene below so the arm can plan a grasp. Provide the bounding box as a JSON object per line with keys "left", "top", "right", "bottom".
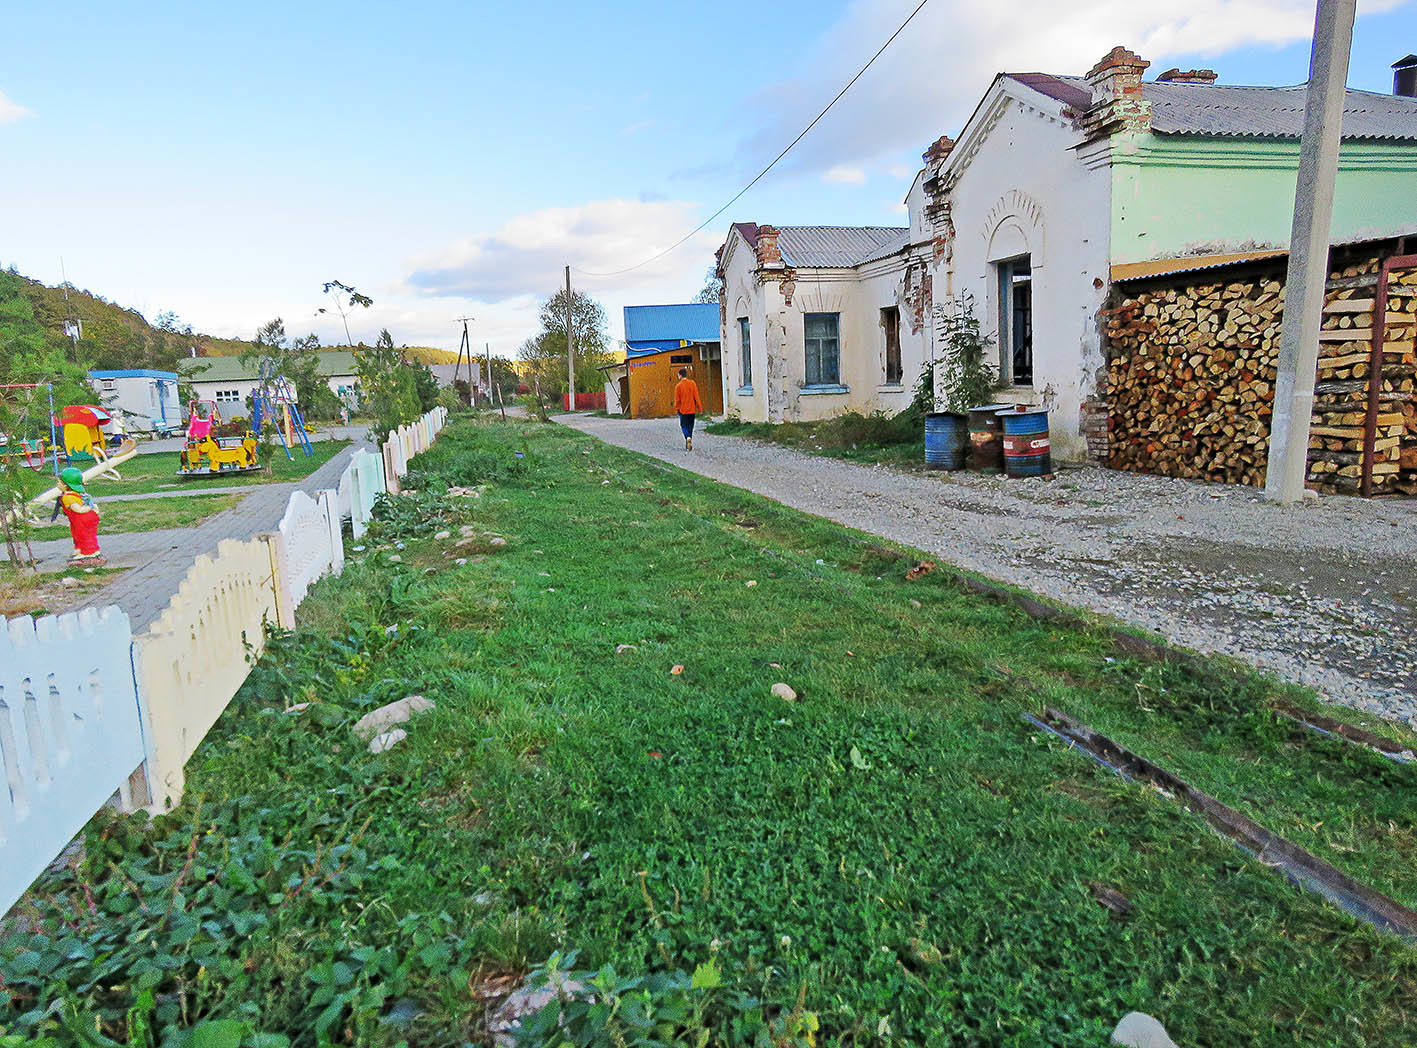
{"left": 1110, "top": 135, "right": 1417, "bottom": 264}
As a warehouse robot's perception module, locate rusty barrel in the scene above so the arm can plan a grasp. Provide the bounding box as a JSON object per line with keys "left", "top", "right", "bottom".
{"left": 997, "top": 406, "right": 1051, "bottom": 477}
{"left": 924, "top": 412, "right": 967, "bottom": 470}
{"left": 966, "top": 403, "right": 1011, "bottom": 473}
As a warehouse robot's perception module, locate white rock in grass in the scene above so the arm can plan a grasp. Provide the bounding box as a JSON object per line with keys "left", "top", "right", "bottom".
{"left": 489, "top": 536, "right": 508, "bottom": 547}
{"left": 353, "top": 695, "right": 436, "bottom": 740}
{"left": 455, "top": 558, "right": 468, "bottom": 566}
{"left": 615, "top": 643, "right": 637, "bottom": 655}
{"left": 490, "top": 976, "right": 591, "bottom": 1048}
{"left": 771, "top": 683, "right": 797, "bottom": 702}
{"left": 434, "top": 530, "right": 452, "bottom": 540}
{"left": 368, "top": 728, "right": 407, "bottom": 754}
{"left": 1111, "top": 1013, "right": 1178, "bottom": 1048}
{"left": 388, "top": 554, "right": 402, "bottom": 563}
{"left": 460, "top": 525, "right": 477, "bottom": 537}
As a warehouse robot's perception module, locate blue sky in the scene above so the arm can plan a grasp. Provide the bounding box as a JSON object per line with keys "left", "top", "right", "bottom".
{"left": 2, "top": 0, "right": 1414, "bottom": 355}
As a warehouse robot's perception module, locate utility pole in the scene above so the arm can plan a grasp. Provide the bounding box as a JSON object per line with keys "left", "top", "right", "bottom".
{"left": 488, "top": 343, "right": 504, "bottom": 421}
{"left": 454, "top": 316, "right": 475, "bottom": 404}
{"left": 1264, "top": 0, "right": 1357, "bottom": 502}
{"left": 565, "top": 265, "right": 576, "bottom": 412}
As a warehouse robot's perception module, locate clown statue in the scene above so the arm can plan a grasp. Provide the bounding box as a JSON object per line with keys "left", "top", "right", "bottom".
{"left": 53, "top": 466, "right": 103, "bottom": 563}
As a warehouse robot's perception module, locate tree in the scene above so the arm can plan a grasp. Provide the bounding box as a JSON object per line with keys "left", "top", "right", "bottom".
{"left": 241, "top": 318, "right": 328, "bottom": 424}
{"left": 693, "top": 265, "right": 724, "bottom": 305}
{"left": 318, "top": 280, "right": 373, "bottom": 345}
{"left": 519, "top": 287, "right": 614, "bottom": 397}
{"left": 353, "top": 329, "right": 420, "bottom": 443}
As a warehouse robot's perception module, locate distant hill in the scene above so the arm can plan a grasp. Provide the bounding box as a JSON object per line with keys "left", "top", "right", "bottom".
{"left": 7, "top": 269, "right": 457, "bottom": 369}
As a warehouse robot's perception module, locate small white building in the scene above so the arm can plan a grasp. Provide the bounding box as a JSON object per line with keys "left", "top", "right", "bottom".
{"left": 177, "top": 351, "right": 362, "bottom": 415}
{"left": 87, "top": 369, "right": 183, "bottom": 435}
{"left": 717, "top": 224, "right": 932, "bottom": 423}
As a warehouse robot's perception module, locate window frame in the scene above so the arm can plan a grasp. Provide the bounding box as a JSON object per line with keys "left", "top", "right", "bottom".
{"left": 996, "top": 255, "right": 1033, "bottom": 387}
{"left": 881, "top": 306, "right": 902, "bottom": 385}
{"left": 737, "top": 316, "right": 752, "bottom": 389}
{"left": 803, "top": 312, "right": 841, "bottom": 387}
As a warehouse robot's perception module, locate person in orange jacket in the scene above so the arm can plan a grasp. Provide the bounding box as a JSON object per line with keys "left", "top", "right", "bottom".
{"left": 673, "top": 367, "right": 703, "bottom": 450}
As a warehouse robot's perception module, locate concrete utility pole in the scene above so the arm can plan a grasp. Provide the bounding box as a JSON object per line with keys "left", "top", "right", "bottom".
{"left": 565, "top": 265, "right": 576, "bottom": 412}
{"left": 1264, "top": 0, "right": 1357, "bottom": 502}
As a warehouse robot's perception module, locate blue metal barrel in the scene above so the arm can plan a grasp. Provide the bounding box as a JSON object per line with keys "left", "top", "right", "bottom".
{"left": 967, "top": 403, "right": 1012, "bottom": 474}
{"left": 997, "top": 407, "right": 1051, "bottom": 477}
{"left": 924, "top": 412, "right": 967, "bottom": 470}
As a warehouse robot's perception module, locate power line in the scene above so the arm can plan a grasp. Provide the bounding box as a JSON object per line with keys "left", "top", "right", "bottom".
{"left": 572, "top": 0, "right": 933, "bottom": 279}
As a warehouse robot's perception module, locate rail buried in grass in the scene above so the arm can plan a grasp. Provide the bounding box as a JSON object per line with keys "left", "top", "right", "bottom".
{"left": 1025, "top": 706, "right": 1417, "bottom": 940}
{"left": 1270, "top": 697, "right": 1416, "bottom": 764}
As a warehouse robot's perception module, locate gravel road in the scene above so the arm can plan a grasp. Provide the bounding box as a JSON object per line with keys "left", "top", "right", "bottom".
{"left": 561, "top": 414, "right": 1417, "bottom": 724}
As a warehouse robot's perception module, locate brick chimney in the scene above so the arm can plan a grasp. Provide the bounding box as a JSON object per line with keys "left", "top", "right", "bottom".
{"left": 1156, "top": 67, "right": 1218, "bottom": 84}
{"left": 1395, "top": 54, "right": 1417, "bottom": 97}
{"left": 755, "top": 225, "right": 783, "bottom": 269}
{"left": 921, "top": 134, "right": 955, "bottom": 166}
{"left": 1076, "top": 46, "right": 1152, "bottom": 137}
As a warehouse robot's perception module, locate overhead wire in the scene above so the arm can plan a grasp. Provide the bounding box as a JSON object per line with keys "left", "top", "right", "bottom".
{"left": 571, "top": 0, "right": 933, "bottom": 279}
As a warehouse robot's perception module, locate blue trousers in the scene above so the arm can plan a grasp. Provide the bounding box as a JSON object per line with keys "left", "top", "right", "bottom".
{"left": 679, "top": 413, "right": 696, "bottom": 439}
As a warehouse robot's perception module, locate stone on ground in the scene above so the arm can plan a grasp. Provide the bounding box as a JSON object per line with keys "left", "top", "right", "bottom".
{"left": 1111, "top": 1012, "right": 1179, "bottom": 1048}
{"left": 434, "top": 530, "right": 451, "bottom": 540}
{"left": 489, "top": 536, "right": 508, "bottom": 547}
{"left": 489, "top": 976, "right": 590, "bottom": 1048}
{"left": 771, "top": 682, "right": 797, "bottom": 702}
{"left": 353, "top": 695, "right": 436, "bottom": 740}
{"left": 368, "top": 728, "right": 407, "bottom": 754}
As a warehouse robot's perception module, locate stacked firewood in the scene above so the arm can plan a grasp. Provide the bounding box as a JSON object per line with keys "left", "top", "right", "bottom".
{"left": 1103, "top": 262, "right": 1417, "bottom": 494}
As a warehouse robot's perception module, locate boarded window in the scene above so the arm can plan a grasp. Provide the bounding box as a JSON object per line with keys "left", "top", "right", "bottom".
{"left": 804, "top": 312, "right": 840, "bottom": 386}
{"left": 882, "top": 307, "right": 901, "bottom": 384}
{"left": 738, "top": 317, "right": 751, "bottom": 387}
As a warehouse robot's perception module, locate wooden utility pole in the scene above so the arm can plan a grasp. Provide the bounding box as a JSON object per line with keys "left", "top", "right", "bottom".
{"left": 565, "top": 265, "right": 576, "bottom": 412}
{"left": 1264, "top": 0, "right": 1357, "bottom": 502}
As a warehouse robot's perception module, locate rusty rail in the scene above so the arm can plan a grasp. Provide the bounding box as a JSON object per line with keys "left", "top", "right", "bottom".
{"left": 1027, "top": 707, "right": 1417, "bottom": 938}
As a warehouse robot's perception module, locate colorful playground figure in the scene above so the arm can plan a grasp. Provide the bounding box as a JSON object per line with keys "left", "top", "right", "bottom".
{"left": 179, "top": 399, "right": 262, "bottom": 476}
{"left": 0, "top": 433, "right": 46, "bottom": 468}
{"left": 57, "top": 404, "right": 114, "bottom": 463}
{"left": 53, "top": 466, "right": 103, "bottom": 563}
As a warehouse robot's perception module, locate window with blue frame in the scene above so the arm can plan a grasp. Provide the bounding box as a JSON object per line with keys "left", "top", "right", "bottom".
{"left": 737, "top": 317, "right": 751, "bottom": 388}
{"left": 803, "top": 312, "right": 840, "bottom": 386}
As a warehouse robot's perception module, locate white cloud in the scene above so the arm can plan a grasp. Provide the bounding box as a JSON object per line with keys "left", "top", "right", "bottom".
{"left": 729, "top": 0, "right": 1409, "bottom": 176}
{"left": 0, "top": 91, "right": 33, "bottom": 124}
{"left": 823, "top": 164, "right": 868, "bottom": 185}
{"left": 397, "top": 198, "right": 723, "bottom": 356}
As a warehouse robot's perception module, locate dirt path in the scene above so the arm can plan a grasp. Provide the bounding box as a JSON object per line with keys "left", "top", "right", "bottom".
{"left": 561, "top": 414, "right": 1417, "bottom": 723}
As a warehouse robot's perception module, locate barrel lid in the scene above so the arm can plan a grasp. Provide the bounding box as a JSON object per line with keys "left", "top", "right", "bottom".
{"left": 968, "top": 402, "right": 1013, "bottom": 414}
{"left": 994, "top": 405, "right": 1047, "bottom": 417}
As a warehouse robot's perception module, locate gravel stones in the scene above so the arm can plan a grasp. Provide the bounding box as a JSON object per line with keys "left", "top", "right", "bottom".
{"left": 353, "top": 695, "right": 435, "bottom": 740}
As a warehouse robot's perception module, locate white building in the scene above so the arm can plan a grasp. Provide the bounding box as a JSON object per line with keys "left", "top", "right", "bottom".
{"left": 177, "top": 351, "right": 362, "bottom": 415}
{"left": 87, "top": 369, "right": 183, "bottom": 435}
{"left": 720, "top": 46, "right": 1417, "bottom": 460}
{"left": 718, "top": 224, "right": 931, "bottom": 423}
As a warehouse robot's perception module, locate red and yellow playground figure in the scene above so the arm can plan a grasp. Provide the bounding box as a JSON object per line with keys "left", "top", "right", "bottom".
{"left": 52, "top": 466, "right": 103, "bottom": 563}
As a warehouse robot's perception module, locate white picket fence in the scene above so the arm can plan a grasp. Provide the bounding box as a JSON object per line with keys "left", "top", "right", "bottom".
{"left": 0, "top": 407, "right": 450, "bottom": 915}
{"left": 0, "top": 607, "right": 146, "bottom": 913}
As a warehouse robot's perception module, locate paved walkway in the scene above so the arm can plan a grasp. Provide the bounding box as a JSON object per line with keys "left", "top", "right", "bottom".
{"left": 16, "top": 440, "right": 368, "bottom": 630}
{"left": 561, "top": 414, "right": 1417, "bottom": 724}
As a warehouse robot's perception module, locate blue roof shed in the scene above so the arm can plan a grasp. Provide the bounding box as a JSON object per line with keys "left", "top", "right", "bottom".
{"left": 623, "top": 303, "right": 720, "bottom": 357}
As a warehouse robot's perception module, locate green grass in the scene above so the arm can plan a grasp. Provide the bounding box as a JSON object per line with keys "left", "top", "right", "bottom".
{"left": 4, "top": 417, "right": 1414, "bottom": 1047}
{"left": 15, "top": 439, "right": 351, "bottom": 499}
{"left": 25, "top": 491, "right": 242, "bottom": 540}
{"left": 0, "top": 563, "right": 127, "bottom": 616}
{"left": 706, "top": 412, "right": 924, "bottom": 468}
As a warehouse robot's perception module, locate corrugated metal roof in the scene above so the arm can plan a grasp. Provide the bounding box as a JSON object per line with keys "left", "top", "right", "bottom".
{"left": 623, "top": 303, "right": 721, "bottom": 346}
{"left": 177, "top": 350, "right": 360, "bottom": 383}
{"left": 1111, "top": 226, "right": 1417, "bottom": 283}
{"left": 1011, "top": 73, "right": 1417, "bottom": 140}
{"left": 777, "top": 226, "right": 909, "bottom": 267}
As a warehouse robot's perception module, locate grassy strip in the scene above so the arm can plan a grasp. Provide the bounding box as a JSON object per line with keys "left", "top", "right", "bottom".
{"left": 25, "top": 492, "right": 243, "bottom": 541}
{"left": 706, "top": 413, "right": 922, "bottom": 469}
{"left": 4, "top": 417, "right": 1414, "bottom": 1047}
{"left": 0, "top": 563, "right": 126, "bottom": 617}
{"left": 16, "top": 440, "right": 350, "bottom": 499}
